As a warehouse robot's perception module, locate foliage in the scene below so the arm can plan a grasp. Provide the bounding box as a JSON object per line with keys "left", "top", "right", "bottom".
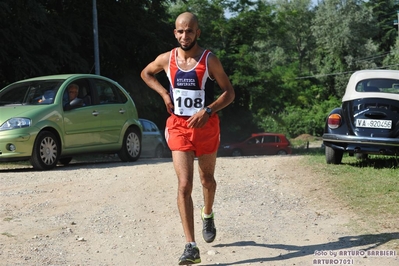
{"left": 383, "top": 39, "right": 399, "bottom": 69}
{"left": 366, "top": 0, "right": 399, "bottom": 53}
{"left": 312, "top": 0, "right": 379, "bottom": 97}
{"left": 257, "top": 96, "right": 341, "bottom": 138}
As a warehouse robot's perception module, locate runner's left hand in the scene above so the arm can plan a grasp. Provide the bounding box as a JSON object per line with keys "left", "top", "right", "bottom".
{"left": 187, "top": 110, "right": 209, "bottom": 128}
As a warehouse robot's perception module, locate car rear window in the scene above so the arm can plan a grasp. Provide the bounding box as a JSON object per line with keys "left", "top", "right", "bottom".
{"left": 356, "top": 78, "right": 399, "bottom": 93}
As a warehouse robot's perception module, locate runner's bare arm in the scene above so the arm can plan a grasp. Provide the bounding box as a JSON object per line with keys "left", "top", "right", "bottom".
{"left": 207, "top": 54, "right": 235, "bottom": 112}
{"left": 141, "top": 52, "right": 174, "bottom": 114}
{"left": 187, "top": 54, "right": 235, "bottom": 128}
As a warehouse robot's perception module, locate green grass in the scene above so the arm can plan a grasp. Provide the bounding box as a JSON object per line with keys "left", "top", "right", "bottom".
{"left": 304, "top": 152, "right": 399, "bottom": 230}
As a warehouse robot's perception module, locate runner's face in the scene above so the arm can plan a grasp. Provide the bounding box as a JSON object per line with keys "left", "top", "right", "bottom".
{"left": 174, "top": 22, "right": 200, "bottom": 51}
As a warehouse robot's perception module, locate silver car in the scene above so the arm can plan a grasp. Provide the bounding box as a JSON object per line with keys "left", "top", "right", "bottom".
{"left": 139, "top": 119, "right": 168, "bottom": 158}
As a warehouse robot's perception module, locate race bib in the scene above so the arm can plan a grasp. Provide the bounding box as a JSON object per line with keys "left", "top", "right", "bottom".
{"left": 173, "top": 88, "right": 205, "bottom": 116}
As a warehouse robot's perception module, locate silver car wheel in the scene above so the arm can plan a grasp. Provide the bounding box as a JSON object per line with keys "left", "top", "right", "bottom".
{"left": 126, "top": 130, "right": 141, "bottom": 158}
{"left": 31, "top": 131, "right": 60, "bottom": 170}
{"left": 118, "top": 127, "right": 141, "bottom": 162}
{"left": 40, "top": 136, "right": 58, "bottom": 165}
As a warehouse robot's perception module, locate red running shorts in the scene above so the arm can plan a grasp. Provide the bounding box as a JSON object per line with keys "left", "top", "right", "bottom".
{"left": 165, "top": 114, "right": 220, "bottom": 157}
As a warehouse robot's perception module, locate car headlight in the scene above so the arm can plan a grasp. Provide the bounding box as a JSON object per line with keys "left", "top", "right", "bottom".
{"left": 0, "top": 118, "right": 31, "bottom": 131}
{"left": 223, "top": 145, "right": 231, "bottom": 149}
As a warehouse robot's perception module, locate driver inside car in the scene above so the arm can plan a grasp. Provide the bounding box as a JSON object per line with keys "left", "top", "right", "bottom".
{"left": 63, "top": 83, "right": 83, "bottom": 110}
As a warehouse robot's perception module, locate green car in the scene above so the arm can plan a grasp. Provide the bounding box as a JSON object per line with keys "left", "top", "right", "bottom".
{"left": 0, "top": 74, "right": 142, "bottom": 170}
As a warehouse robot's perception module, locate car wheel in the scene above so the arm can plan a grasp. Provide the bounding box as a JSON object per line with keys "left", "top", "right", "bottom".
{"left": 118, "top": 127, "right": 141, "bottom": 162}
{"left": 231, "top": 149, "right": 242, "bottom": 156}
{"left": 30, "top": 131, "right": 60, "bottom": 170}
{"left": 325, "top": 145, "right": 343, "bottom": 164}
{"left": 277, "top": 150, "right": 287, "bottom": 155}
{"left": 355, "top": 153, "right": 368, "bottom": 160}
{"left": 155, "top": 144, "right": 164, "bottom": 158}
{"left": 59, "top": 157, "right": 73, "bottom": 165}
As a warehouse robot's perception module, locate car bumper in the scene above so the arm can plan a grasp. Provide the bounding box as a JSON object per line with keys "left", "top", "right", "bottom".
{"left": 322, "top": 133, "right": 399, "bottom": 155}
{"left": 0, "top": 132, "right": 34, "bottom": 161}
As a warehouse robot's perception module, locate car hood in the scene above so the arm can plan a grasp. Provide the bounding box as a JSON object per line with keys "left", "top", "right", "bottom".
{"left": 0, "top": 105, "right": 50, "bottom": 124}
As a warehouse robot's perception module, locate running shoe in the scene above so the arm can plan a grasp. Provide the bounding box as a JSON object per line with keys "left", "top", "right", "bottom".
{"left": 201, "top": 207, "right": 216, "bottom": 243}
{"left": 178, "top": 243, "right": 201, "bottom": 265}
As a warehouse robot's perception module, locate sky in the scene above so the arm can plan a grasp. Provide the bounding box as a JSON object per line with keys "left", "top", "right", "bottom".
{"left": 312, "top": 0, "right": 321, "bottom": 7}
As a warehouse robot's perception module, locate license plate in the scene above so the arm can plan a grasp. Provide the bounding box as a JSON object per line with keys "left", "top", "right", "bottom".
{"left": 356, "top": 119, "right": 392, "bottom": 129}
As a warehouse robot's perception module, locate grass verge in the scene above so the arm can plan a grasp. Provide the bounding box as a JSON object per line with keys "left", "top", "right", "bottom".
{"left": 304, "top": 149, "right": 399, "bottom": 231}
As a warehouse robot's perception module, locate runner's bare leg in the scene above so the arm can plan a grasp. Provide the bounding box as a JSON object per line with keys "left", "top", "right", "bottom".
{"left": 198, "top": 152, "right": 217, "bottom": 215}
{"left": 173, "top": 150, "right": 196, "bottom": 243}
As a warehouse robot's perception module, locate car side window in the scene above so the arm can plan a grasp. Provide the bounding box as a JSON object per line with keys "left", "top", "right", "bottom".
{"left": 93, "top": 79, "right": 120, "bottom": 104}
{"left": 247, "top": 138, "right": 256, "bottom": 145}
{"left": 247, "top": 137, "right": 261, "bottom": 144}
{"left": 141, "top": 120, "right": 151, "bottom": 132}
{"left": 150, "top": 122, "right": 158, "bottom": 132}
{"left": 263, "top": 136, "right": 277, "bottom": 143}
{"left": 63, "top": 79, "right": 92, "bottom": 110}
{"left": 142, "top": 120, "right": 159, "bottom": 132}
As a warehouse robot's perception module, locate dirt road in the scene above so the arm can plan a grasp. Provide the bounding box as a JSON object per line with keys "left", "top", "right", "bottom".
{"left": 1, "top": 156, "right": 398, "bottom": 265}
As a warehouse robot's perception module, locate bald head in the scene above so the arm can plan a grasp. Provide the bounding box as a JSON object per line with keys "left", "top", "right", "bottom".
{"left": 175, "top": 12, "right": 199, "bottom": 29}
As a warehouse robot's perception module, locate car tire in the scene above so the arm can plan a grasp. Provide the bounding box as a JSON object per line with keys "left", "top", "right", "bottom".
{"left": 325, "top": 146, "right": 343, "bottom": 164}
{"left": 231, "top": 149, "right": 242, "bottom": 156}
{"left": 277, "top": 150, "right": 287, "bottom": 155}
{"left": 118, "top": 127, "right": 141, "bottom": 162}
{"left": 59, "top": 157, "right": 73, "bottom": 165}
{"left": 30, "top": 131, "right": 60, "bottom": 170}
{"left": 155, "top": 144, "right": 164, "bottom": 158}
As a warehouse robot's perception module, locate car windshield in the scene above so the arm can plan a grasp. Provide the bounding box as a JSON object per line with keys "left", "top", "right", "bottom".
{"left": 0, "top": 80, "right": 63, "bottom": 106}
{"left": 356, "top": 78, "right": 399, "bottom": 93}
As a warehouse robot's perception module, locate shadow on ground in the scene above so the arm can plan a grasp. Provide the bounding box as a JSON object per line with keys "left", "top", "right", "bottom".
{"left": 205, "top": 232, "right": 399, "bottom": 265}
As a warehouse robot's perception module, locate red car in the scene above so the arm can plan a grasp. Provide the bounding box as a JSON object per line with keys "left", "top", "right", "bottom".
{"left": 218, "top": 133, "right": 292, "bottom": 156}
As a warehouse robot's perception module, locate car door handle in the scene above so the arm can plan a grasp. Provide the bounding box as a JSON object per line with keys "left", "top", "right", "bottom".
{"left": 92, "top": 111, "right": 100, "bottom": 116}
{"left": 119, "top": 109, "right": 126, "bottom": 114}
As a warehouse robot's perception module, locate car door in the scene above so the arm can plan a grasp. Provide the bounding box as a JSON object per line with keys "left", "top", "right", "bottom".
{"left": 62, "top": 78, "right": 101, "bottom": 148}
{"left": 140, "top": 120, "right": 157, "bottom": 157}
{"left": 91, "top": 78, "right": 127, "bottom": 144}
{"left": 262, "top": 135, "right": 280, "bottom": 155}
{"left": 244, "top": 136, "right": 263, "bottom": 155}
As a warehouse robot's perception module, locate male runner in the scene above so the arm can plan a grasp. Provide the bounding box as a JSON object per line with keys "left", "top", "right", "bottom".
{"left": 141, "top": 12, "right": 235, "bottom": 265}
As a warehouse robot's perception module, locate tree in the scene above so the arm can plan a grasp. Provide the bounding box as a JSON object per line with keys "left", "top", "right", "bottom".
{"left": 272, "top": 0, "right": 315, "bottom": 74}
{"left": 0, "top": 0, "right": 89, "bottom": 84}
{"left": 366, "top": 0, "right": 399, "bottom": 54}
{"left": 312, "top": 0, "right": 378, "bottom": 97}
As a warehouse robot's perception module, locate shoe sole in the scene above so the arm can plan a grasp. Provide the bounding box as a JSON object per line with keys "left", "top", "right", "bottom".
{"left": 178, "top": 258, "right": 201, "bottom": 265}
{"left": 203, "top": 231, "right": 216, "bottom": 243}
